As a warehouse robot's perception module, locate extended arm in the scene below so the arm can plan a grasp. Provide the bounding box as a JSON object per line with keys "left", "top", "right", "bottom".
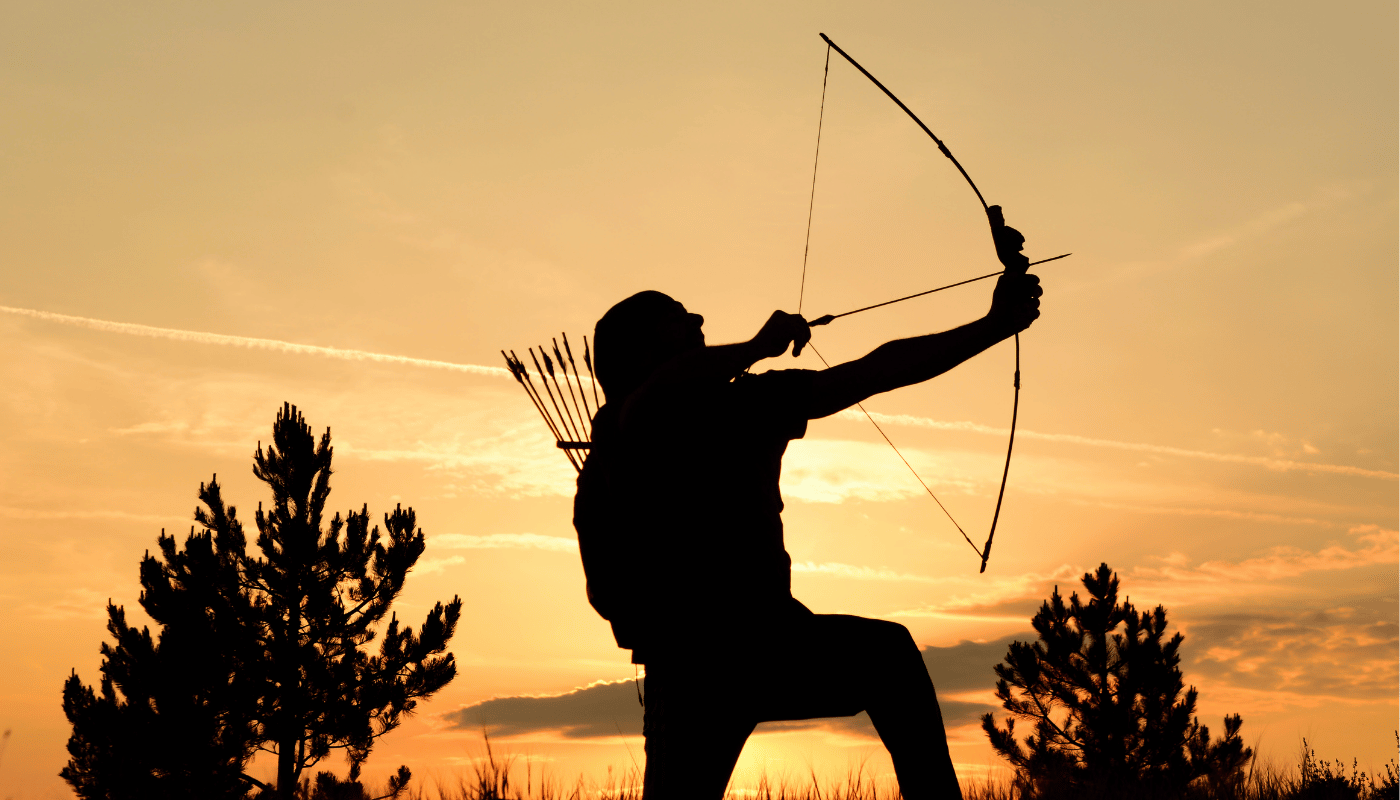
{"left": 805, "top": 219, "right": 1042, "bottom": 419}
{"left": 804, "top": 311, "right": 1021, "bottom": 419}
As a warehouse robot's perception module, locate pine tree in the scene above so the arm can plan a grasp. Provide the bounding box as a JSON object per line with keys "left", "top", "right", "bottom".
{"left": 981, "top": 563, "right": 1252, "bottom": 797}
{"left": 62, "top": 403, "right": 462, "bottom": 798}
{"left": 61, "top": 487, "right": 262, "bottom": 800}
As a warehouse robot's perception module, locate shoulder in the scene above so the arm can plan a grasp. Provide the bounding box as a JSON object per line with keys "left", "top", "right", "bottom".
{"left": 731, "top": 368, "right": 816, "bottom": 400}
{"left": 734, "top": 367, "right": 817, "bottom": 388}
{"left": 725, "top": 369, "right": 816, "bottom": 432}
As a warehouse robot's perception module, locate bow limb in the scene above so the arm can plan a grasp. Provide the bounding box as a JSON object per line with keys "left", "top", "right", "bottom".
{"left": 818, "top": 33, "right": 1027, "bottom": 573}
{"left": 819, "top": 33, "right": 989, "bottom": 212}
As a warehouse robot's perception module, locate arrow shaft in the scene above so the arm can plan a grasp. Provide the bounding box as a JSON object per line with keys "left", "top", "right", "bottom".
{"left": 811, "top": 253, "right": 1069, "bottom": 326}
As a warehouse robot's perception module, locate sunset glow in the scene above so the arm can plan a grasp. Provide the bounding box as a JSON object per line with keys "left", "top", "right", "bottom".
{"left": 1, "top": 2, "right": 1395, "bottom": 797}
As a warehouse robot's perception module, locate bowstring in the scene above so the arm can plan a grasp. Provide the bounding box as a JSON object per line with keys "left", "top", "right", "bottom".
{"left": 802, "top": 34, "right": 1043, "bottom": 571}
{"left": 799, "top": 39, "right": 987, "bottom": 561}
{"left": 805, "top": 343, "right": 983, "bottom": 559}
{"left": 797, "top": 44, "right": 831, "bottom": 316}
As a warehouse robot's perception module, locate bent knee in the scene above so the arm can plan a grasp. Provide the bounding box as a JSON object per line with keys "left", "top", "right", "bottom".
{"left": 867, "top": 617, "right": 918, "bottom": 652}
{"left": 824, "top": 615, "right": 921, "bottom": 659}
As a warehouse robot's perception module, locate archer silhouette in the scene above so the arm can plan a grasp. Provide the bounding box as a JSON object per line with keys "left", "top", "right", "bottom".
{"left": 573, "top": 208, "right": 1041, "bottom": 800}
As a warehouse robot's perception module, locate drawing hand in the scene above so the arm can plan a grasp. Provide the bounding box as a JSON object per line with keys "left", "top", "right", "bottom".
{"left": 752, "top": 311, "right": 812, "bottom": 359}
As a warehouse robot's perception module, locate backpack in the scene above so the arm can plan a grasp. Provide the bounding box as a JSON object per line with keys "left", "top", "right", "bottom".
{"left": 572, "top": 403, "right": 650, "bottom": 650}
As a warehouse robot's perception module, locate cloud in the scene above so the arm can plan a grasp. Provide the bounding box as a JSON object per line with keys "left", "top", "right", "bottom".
{"left": 415, "top": 556, "right": 467, "bottom": 575}
{"left": 1130, "top": 525, "right": 1398, "bottom": 588}
{"left": 1064, "top": 498, "right": 1339, "bottom": 528}
{"left": 888, "top": 565, "right": 1082, "bottom": 621}
{"left": 1182, "top": 602, "right": 1398, "bottom": 700}
{"left": 8, "top": 304, "right": 1390, "bottom": 494}
{"left": 441, "top": 638, "right": 1016, "bottom": 741}
{"left": 342, "top": 438, "right": 577, "bottom": 498}
{"left": 780, "top": 438, "right": 981, "bottom": 504}
{"left": 791, "top": 561, "right": 948, "bottom": 583}
{"left": 110, "top": 420, "right": 191, "bottom": 436}
{"left": 892, "top": 528, "right": 1397, "bottom": 623}
{"left": 432, "top": 533, "right": 579, "bottom": 553}
{"left": 841, "top": 410, "right": 1397, "bottom": 481}
{"left": 444, "top": 678, "right": 645, "bottom": 738}
{"left": 0, "top": 304, "right": 511, "bottom": 378}
{"left": 922, "top": 635, "right": 1023, "bottom": 694}
{"left": 1176, "top": 183, "right": 1363, "bottom": 261}
{"left": 1098, "top": 182, "right": 1370, "bottom": 288}
{"left": 0, "top": 505, "right": 187, "bottom": 525}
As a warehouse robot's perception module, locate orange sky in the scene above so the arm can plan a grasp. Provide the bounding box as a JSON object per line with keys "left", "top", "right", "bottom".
{"left": 1, "top": 2, "right": 1396, "bottom": 797}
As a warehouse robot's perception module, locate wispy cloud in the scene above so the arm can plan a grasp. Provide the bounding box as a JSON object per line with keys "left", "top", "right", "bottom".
{"left": 0, "top": 505, "right": 187, "bottom": 524}
{"left": 781, "top": 438, "right": 980, "bottom": 504}
{"left": 415, "top": 556, "right": 466, "bottom": 574}
{"left": 340, "top": 439, "right": 577, "bottom": 499}
{"left": 1065, "top": 498, "right": 1339, "bottom": 528}
{"left": 791, "top": 561, "right": 940, "bottom": 583}
{"left": 432, "top": 532, "right": 578, "bottom": 552}
{"left": 889, "top": 565, "right": 1082, "bottom": 620}
{"left": 1132, "top": 524, "right": 1398, "bottom": 587}
{"left": 1098, "top": 182, "right": 1371, "bottom": 287}
{"left": 1184, "top": 602, "right": 1398, "bottom": 699}
{"left": 8, "top": 304, "right": 1390, "bottom": 485}
{"left": 18, "top": 587, "right": 120, "bottom": 621}
{"left": 0, "top": 305, "right": 511, "bottom": 378}
{"left": 416, "top": 533, "right": 579, "bottom": 573}
{"left": 891, "top": 526, "right": 1397, "bottom": 622}
{"left": 842, "top": 410, "right": 1397, "bottom": 481}
{"left": 1177, "top": 183, "right": 1362, "bottom": 260}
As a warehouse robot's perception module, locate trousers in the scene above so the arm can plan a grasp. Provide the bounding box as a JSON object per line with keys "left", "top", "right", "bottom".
{"left": 639, "top": 612, "right": 963, "bottom": 800}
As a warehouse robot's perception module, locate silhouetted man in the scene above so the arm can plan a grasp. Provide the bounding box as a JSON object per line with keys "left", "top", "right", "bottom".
{"left": 574, "top": 210, "right": 1042, "bottom": 800}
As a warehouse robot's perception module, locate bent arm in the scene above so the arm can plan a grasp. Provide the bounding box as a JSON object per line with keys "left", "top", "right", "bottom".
{"left": 634, "top": 311, "right": 812, "bottom": 397}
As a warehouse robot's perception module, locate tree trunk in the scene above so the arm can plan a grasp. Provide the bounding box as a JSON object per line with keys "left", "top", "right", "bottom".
{"left": 275, "top": 593, "right": 301, "bottom": 797}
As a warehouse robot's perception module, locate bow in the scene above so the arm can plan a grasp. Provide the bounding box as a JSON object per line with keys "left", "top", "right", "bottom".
{"left": 801, "top": 33, "right": 1063, "bottom": 573}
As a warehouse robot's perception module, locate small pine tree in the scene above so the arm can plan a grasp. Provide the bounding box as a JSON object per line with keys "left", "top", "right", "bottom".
{"left": 62, "top": 403, "right": 462, "bottom": 798}
{"left": 61, "top": 489, "right": 263, "bottom": 799}
{"left": 981, "top": 563, "right": 1251, "bottom": 797}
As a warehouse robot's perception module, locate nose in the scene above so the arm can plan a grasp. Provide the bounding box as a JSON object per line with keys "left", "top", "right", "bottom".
{"left": 690, "top": 313, "right": 704, "bottom": 328}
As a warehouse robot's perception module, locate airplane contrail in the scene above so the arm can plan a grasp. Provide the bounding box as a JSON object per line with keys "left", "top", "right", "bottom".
{"left": 840, "top": 410, "right": 1398, "bottom": 481}
{"left": 6, "top": 304, "right": 1392, "bottom": 481}
{"left": 0, "top": 304, "right": 511, "bottom": 378}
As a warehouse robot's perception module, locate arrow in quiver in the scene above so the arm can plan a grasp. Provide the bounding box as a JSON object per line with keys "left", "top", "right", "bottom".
{"left": 501, "top": 332, "right": 598, "bottom": 473}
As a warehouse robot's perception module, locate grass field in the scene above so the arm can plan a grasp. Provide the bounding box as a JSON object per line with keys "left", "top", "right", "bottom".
{"left": 395, "top": 736, "right": 1398, "bottom": 800}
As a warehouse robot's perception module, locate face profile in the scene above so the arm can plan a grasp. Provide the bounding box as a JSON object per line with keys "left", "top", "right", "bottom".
{"left": 654, "top": 300, "right": 705, "bottom": 354}
{"left": 592, "top": 291, "right": 706, "bottom": 401}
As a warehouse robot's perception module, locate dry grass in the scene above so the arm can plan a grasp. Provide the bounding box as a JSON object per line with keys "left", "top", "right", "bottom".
{"left": 395, "top": 736, "right": 1397, "bottom": 800}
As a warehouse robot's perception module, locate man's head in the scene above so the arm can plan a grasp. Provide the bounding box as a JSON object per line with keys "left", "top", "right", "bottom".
{"left": 593, "top": 291, "right": 704, "bottom": 401}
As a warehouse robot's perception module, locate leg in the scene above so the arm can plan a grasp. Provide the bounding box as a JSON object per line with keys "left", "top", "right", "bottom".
{"left": 856, "top": 619, "right": 962, "bottom": 800}
{"left": 641, "top": 661, "right": 757, "bottom": 800}
{"left": 752, "top": 615, "right": 963, "bottom": 800}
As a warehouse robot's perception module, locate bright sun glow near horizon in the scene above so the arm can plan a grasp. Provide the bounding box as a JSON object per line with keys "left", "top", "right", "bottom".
{"left": 1, "top": 2, "right": 1395, "bottom": 797}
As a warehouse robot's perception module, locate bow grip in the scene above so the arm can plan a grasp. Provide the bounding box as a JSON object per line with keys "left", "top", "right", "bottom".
{"left": 987, "top": 204, "right": 1005, "bottom": 230}
{"left": 986, "top": 204, "right": 1029, "bottom": 275}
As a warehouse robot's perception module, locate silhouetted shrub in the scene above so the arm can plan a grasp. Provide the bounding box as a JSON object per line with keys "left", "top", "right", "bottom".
{"left": 63, "top": 403, "right": 460, "bottom": 799}
{"left": 981, "top": 563, "right": 1252, "bottom": 798}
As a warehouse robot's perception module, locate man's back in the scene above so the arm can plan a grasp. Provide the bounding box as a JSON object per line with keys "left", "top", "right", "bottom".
{"left": 574, "top": 368, "right": 815, "bottom": 661}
